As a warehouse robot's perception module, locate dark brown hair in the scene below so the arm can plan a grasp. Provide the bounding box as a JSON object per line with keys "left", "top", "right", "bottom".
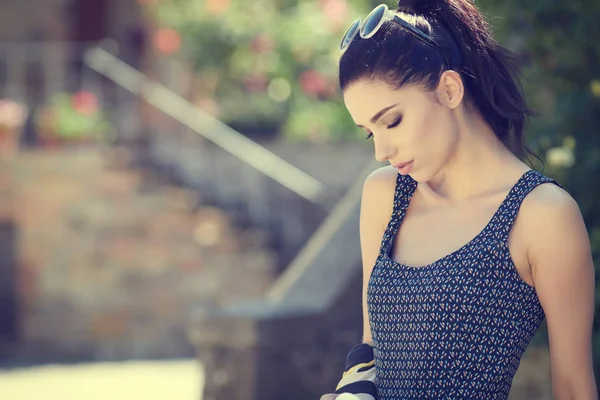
{"left": 339, "top": 0, "right": 538, "bottom": 161}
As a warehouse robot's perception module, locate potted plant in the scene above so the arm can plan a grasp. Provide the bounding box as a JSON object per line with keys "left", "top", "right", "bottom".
{"left": 36, "top": 91, "right": 111, "bottom": 147}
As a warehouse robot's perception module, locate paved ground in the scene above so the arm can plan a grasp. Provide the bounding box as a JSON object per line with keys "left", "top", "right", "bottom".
{"left": 0, "top": 359, "right": 203, "bottom": 400}
{"left": 0, "top": 346, "right": 551, "bottom": 399}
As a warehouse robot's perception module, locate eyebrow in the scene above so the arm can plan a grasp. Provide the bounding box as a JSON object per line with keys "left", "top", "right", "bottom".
{"left": 356, "top": 103, "right": 399, "bottom": 128}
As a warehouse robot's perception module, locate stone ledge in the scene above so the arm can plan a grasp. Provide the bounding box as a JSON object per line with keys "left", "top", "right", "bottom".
{"left": 188, "top": 271, "right": 362, "bottom": 400}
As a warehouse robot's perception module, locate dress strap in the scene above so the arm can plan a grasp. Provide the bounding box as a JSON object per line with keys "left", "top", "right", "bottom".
{"left": 379, "top": 173, "right": 418, "bottom": 256}
{"left": 489, "top": 169, "right": 563, "bottom": 241}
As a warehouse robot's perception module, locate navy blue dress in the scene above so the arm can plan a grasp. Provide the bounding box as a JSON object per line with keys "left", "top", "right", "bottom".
{"left": 367, "top": 169, "right": 560, "bottom": 399}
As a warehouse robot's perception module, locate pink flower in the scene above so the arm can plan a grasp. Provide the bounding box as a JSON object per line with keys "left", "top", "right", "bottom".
{"left": 154, "top": 28, "right": 181, "bottom": 55}
{"left": 320, "top": 0, "right": 349, "bottom": 29}
{"left": 71, "top": 92, "right": 98, "bottom": 115}
{"left": 0, "top": 99, "right": 27, "bottom": 129}
{"left": 299, "top": 70, "right": 329, "bottom": 97}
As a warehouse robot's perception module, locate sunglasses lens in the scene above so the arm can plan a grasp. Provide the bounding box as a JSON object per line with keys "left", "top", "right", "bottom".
{"left": 361, "top": 4, "right": 386, "bottom": 38}
{"left": 340, "top": 19, "right": 361, "bottom": 50}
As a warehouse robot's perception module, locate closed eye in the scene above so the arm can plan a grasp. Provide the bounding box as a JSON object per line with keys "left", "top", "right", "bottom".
{"left": 363, "top": 116, "right": 400, "bottom": 139}
{"left": 386, "top": 117, "right": 402, "bottom": 129}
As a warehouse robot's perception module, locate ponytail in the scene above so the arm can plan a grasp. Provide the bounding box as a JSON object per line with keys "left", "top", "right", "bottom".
{"left": 339, "top": 0, "right": 539, "bottom": 162}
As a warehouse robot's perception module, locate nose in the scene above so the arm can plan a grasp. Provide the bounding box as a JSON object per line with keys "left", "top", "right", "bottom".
{"left": 374, "top": 141, "right": 396, "bottom": 163}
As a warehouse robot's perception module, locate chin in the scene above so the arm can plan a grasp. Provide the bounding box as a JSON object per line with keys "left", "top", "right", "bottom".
{"left": 412, "top": 163, "right": 446, "bottom": 183}
{"left": 403, "top": 164, "right": 418, "bottom": 180}
{"left": 406, "top": 169, "right": 431, "bottom": 184}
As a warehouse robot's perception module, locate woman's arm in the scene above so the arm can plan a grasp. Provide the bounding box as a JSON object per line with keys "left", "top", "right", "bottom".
{"left": 319, "top": 167, "right": 397, "bottom": 400}
{"left": 523, "top": 184, "right": 597, "bottom": 400}
{"left": 359, "top": 166, "right": 397, "bottom": 344}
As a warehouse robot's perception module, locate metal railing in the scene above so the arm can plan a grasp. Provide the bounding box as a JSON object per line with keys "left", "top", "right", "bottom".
{"left": 83, "top": 47, "right": 326, "bottom": 204}
{"left": 0, "top": 40, "right": 339, "bottom": 270}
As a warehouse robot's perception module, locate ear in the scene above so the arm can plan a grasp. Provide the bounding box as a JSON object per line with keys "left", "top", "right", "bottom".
{"left": 435, "top": 70, "right": 464, "bottom": 109}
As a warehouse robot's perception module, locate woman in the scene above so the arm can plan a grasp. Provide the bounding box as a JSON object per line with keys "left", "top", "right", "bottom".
{"left": 321, "top": 0, "right": 597, "bottom": 399}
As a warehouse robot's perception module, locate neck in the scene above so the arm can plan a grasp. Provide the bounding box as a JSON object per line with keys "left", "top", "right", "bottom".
{"left": 423, "top": 115, "right": 527, "bottom": 204}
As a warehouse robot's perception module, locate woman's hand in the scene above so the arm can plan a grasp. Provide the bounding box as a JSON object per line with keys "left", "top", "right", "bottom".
{"left": 319, "top": 394, "right": 339, "bottom": 400}
{"left": 321, "top": 394, "right": 361, "bottom": 400}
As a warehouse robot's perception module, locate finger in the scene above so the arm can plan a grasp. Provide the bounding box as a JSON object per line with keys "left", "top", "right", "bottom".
{"left": 319, "top": 394, "right": 339, "bottom": 400}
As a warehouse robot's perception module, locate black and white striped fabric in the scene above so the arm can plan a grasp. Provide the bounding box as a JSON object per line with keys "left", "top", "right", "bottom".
{"left": 333, "top": 343, "right": 379, "bottom": 400}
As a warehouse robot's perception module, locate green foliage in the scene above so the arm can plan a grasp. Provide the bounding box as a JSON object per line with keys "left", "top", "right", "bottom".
{"left": 151, "top": 0, "right": 374, "bottom": 141}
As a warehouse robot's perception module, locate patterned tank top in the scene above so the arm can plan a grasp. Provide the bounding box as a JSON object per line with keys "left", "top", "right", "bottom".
{"left": 367, "top": 169, "right": 560, "bottom": 399}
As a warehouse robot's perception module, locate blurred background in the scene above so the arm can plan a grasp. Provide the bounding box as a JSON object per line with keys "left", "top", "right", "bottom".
{"left": 0, "top": 0, "right": 598, "bottom": 399}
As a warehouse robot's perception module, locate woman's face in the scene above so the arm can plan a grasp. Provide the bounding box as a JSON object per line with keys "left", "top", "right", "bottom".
{"left": 343, "top": 77, "right": 461, "bottom": 181}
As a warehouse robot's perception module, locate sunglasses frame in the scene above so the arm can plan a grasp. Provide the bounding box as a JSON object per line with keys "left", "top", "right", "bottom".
{"left": 339, "top": 4, "right": 451, "bottom": 68}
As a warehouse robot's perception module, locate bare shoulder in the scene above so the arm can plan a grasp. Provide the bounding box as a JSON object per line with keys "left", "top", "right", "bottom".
{"left": 519, "top": 180, "right": 590, "bottom": 267}
{"left": 520, "top": 181, "right": 582, "bottom": 223}
{"left": 361, "top": 166, "right": 399, "bottom": 227}
{"left": 363, "top": 165, "right": 399, "bottom": 196}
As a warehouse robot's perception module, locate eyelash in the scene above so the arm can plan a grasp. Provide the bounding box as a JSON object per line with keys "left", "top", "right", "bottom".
{"left": 364, "top": 117, "right": 402, "bottom": 140}
{"left": 387, "top": 118, "right": 402, "bottom": 129}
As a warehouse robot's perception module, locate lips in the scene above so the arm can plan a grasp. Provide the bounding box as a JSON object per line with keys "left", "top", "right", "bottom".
{"left": 392, "top": 160, "right": 414, "bottom": 175}
{"left": 392, "top": 160, "right": 413, "bottom": 169}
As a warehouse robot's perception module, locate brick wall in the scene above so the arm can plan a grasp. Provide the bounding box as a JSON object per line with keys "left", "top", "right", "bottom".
{"left": 0, "top": 147, "right": 277, "bottom": 362}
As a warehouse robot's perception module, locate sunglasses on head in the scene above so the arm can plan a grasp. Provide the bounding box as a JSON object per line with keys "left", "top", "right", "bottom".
{"left": 339, "top": 4, "right": 451, "bottom": 68}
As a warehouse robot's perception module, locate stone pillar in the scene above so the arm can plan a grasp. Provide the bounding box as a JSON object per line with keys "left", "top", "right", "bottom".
{"left": 188, "top": 272, "right": 363, "bottom": 400}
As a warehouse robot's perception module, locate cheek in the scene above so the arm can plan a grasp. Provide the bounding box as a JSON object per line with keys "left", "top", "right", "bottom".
{"left": 434, "top": 124, "right": 460, "bottom": 163}
{"left": 408, "top": 108, "right": 444, "bottom": 145}
{"left": 416, "top": 111, "right": 457, "bottom": 157}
